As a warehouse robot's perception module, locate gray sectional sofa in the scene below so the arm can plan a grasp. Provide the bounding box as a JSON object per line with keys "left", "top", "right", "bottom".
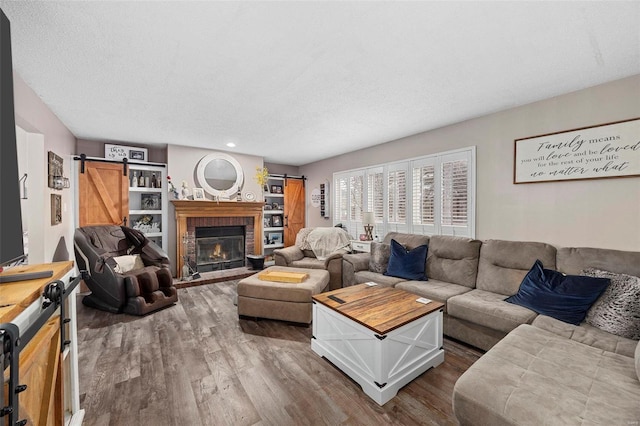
{"left": 342, "top": 232, "right": 640, "bottom": 425}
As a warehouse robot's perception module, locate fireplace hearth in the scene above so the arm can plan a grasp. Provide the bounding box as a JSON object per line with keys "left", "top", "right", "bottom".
{"left": 195, "top": 226, "right": 245, "bottom": 272}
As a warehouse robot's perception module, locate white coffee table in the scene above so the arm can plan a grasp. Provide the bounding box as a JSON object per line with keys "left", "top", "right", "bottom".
{"left": 311, "top": 284, "right": 444, "bottom": 405}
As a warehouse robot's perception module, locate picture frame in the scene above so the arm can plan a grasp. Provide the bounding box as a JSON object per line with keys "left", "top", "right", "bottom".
{"left": 271, "top": 214, "right": 283, "bottom": 227}
{"left": 51, "top": 194, "right": 62, "bottom": 225}
{"left": 141, "top": 193, "right": 161, "bottom": 210}
{"left": 514, "top": 117, "right": 640, "bottom": 184}
{"left": 263, "top": 216, "right": 271, "bottom": 228}
{"left": 271, "top": 185, "right": 283, "bottom": 194}
{"left": 268, "top": 232, "right": 283, "bottom": 245}
{"left": 193, "top": 188, "right": 206, "bottom": 200}
{"left": 105, "top": 143, "right": 148, "bottom": 162}
{"left": 263, "top": 184, "right": 270, "bottom": 193}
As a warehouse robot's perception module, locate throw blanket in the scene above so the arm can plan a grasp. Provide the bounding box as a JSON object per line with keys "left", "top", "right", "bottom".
{"left": 306, "top": 227, "right": 351, "bottom": 260}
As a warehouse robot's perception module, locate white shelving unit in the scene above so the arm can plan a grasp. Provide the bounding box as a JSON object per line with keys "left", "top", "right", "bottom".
{"left": 262, "top": 176, "right": 285, "bottom": 266}
{"left": 128, "top": 163, "right": 168, "bottom": 251}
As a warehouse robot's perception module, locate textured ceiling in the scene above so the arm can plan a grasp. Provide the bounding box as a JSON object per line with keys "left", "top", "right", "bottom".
{"left": 1, "top": 1, "right": 639, "bottom": 166}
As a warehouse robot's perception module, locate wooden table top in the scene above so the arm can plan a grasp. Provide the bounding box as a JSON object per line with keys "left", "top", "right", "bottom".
{"left": 0, "top": 261, "right": 74, "bottom": 323}
{"left": 312, "top": 284, "right": 444, "bottom": 335}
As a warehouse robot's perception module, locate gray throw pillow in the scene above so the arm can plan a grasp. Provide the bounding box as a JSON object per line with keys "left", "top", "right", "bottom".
{"left": 369, "top": 242, "right": 391, "bottom": 274}
{"left": 582, "top": 268, "right": 640, "bottom": 340}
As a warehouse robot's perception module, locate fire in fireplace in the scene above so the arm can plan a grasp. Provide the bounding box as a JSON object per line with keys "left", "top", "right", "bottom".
{"left": 195, "top": 226, "right": 245, "bottom": 272}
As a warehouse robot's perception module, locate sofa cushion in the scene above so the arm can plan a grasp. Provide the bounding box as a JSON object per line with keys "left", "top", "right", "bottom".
{"left": 532, "top": 315, "right": 638, "bottom": 358}
{"left": 384, "top": 239, "right": 428, "bottom": 281}
{"left": 291, "top": 258, "right": 325, "bottom": 269}
{"left": 382, "top": 232, "right": 429, "bottom": 250}
{"left": 556, "top": 246, "right": 640, "bottom": 277}
{"left": 448, "top": 289, "right": 537, "bottom": 333}
{"left": 476, "top": 239, "right": 557, "bottom": 296}
{"left": 395, "top": 279, "right": 472, "bottom": 313}
{"left": 505, "top": 260, "right": 610, "bottom": 325}
{"left": 582, "top": 268, "right": 640, "bottom": 340}
{"left": 453, "top": 324, "right": 640, "bottom": 426}
{"left": 353, "top": 270, "right": 405, "bottom": 287}
{"left": 369, "top": 241, "right": 391, "bottom": 274}
{"left": 426, "top": 235, "right": 482, "bottom": 288}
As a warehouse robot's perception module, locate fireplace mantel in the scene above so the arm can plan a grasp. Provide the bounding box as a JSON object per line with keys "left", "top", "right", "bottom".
{"left": 172, "top": 200, "right": 264, "bottom": 278}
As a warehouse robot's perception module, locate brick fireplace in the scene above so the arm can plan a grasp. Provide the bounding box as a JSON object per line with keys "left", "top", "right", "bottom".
{"left": 172, "top": 200, "right": 264, "bottom": 279}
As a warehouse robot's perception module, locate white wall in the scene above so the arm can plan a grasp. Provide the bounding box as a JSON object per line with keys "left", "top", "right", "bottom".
{"left": 13, "top": 72, "right": 77, "bottom": 264}
{"left": 301, "top": 74, "right": 640, "bottom": 251}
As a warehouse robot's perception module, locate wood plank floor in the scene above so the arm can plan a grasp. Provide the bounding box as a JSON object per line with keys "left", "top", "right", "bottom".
{"left": 76, "top": 281, "right": 483, "bottom": 426}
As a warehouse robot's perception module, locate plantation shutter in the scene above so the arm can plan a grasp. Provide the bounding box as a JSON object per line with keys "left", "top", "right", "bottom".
{"left": 440, "top": 151, "right": 472, "bottom": 236}
{"left": 366, "top": 167, "right": 384, "bottom": 238}
{"left": 411, "top": 158, "right": 436, "bottom": 235}
{"left": 334, "top": 174, "right": 349, "bottom": 222}
{"left": 387, "top": 162, "right": 408, "bottom": 232}
{"left": 349, "top": 174, "right": 364, "bottom": 222}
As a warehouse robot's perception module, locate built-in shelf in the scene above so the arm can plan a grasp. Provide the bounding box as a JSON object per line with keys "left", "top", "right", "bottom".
{"left": 129, "top": 209, "right": 162, "bottom": 215}
{"left": 264, "top": 210, "right": 284, "bottom": 215}
{"left": 264, "top": 227, "right": 284, "bottom": 232}
{"left": 129, "top": 187, "right": 162, "bottom": 193}
{"left": 264, "top": 243, "right": 284, "bottom": 249}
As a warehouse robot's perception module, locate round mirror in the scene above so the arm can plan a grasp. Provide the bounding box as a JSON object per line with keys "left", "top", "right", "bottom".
{"left": 196, "top": 153, "right": 244, "bottom": 198}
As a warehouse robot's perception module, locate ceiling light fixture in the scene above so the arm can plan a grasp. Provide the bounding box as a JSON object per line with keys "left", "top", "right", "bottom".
{"left": 226, "top": 142, "right": 236, "bottom": 148}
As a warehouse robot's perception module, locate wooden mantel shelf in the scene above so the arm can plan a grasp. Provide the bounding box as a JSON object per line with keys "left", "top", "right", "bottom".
{"left": 172, "top": 200, "right": 265, "bottom": 278}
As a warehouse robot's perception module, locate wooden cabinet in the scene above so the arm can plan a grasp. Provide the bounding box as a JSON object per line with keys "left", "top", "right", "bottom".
{"left": 0, "top": 262, "right": 83, "bottom": 426}
{"left": 128, "top": 163, "right": 168, "bottom": 251}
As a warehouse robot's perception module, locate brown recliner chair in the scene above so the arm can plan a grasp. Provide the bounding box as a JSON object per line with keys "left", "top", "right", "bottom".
{"left": 74, "top": 225, "right": 178, "bottom": 315}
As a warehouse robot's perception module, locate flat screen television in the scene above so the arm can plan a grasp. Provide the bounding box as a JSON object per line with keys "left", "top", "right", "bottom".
{"left": 0, "top": 8, "right": 52, "bottom": 282}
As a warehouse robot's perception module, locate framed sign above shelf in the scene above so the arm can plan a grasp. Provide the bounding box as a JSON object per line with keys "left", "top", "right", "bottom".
{"left": 514, "top": 117, "right": 640, "bottom": 184}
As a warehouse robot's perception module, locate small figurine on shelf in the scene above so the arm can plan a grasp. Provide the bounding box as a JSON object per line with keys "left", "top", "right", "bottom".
{"left": 131, "top": 171, "right": 138, "bottom": 187}
{"left": 167, "top": 176, "right": 179, "bottom": 199}
{"left": 180, "top": 181, "right": 190, "bottom": 200}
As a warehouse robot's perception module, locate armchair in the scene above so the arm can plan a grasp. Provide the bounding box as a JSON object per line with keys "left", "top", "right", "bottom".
{"left": 274, "top": 227, "right": 351, "bottom": 290}
{"left": 74, "top": 225, "right": 178, "bottom": 315}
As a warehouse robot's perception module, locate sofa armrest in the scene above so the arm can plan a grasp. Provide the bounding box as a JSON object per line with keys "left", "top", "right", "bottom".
{"left": 342, "top": 252, "right": 371, "bottom": 272}
{"left": 323, "top": 248, "right": 349, "bottom": 268}
{"left": 342, "top": 252, "right": 371, "bottom": 287}
{"left": 273, "top": 246, "right": 304, "bottom": 266}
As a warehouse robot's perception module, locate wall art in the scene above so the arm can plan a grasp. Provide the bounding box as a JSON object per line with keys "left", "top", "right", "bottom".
{"left": 514, "top": 117, "right": 640, "bottom": 184}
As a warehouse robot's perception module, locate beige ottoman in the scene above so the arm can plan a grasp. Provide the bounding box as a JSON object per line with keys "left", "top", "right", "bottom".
{"left": 237, "top": 266, "right": 330, "bottom": 324}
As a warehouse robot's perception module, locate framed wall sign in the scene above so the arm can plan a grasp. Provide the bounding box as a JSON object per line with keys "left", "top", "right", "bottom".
{"left": 105, "top": 144, "right": 148, "bottom": 162}
{"left": 514, "top": 117, "right": 640, "bottom": 184}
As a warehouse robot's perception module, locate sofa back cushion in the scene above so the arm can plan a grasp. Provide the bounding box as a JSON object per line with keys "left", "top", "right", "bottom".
{"left": 426, "top": 235, "right": 482, "bottom": 288}
{"left": 556, "top": 246, "right": 640, "bottom": 276}
{"left": 382, "top": 232, "right": 429, "bottom": 250}
{"left": 476, "top": 239, "right": 557, "bottom": 296}
{"left": 369, "top": 242, "right": 391, "bottom": 274}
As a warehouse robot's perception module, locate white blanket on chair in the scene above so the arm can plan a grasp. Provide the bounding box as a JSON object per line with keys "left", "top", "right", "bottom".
{"left": 307, "top": 227, "right": 351, "bottom": 260}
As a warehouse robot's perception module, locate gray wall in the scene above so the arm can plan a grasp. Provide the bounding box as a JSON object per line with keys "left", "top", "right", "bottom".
{"left": 301, "top": 74, "right": 640, "bottom": 251}
{"left": 13, "top": 72, "right": 77, "bottom": 264}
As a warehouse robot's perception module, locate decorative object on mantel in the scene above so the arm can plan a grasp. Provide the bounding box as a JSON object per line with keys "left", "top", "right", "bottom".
{"left": 105, "top": 143, "right": 148, "bottom": 162}
{"left": 180, "top": 181, "right": 190, "bottom": 200}
{"left": 193, "top": 188, "right": 206, "bottom": 200}
{"left": 244, "top": 191, "right": 256, "bottom": 202}
{"left": 254, "top": 166, "right": 269, "bottom": 186}
{"left": 167, "top": 175, "right": 179, "bottom": 199}
{"left": 196, "top": 153, "right": 244, "bottom": 199}
{"left": 514, "top": 117, "right": 640, "bottom": 184}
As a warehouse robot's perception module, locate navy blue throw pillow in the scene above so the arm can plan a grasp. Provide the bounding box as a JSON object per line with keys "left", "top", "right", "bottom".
{"left": 505, "top": 260, "right": 610, "bottom": 325}
{"left": 384, "top": 239, "right": 428, "bottom": 281}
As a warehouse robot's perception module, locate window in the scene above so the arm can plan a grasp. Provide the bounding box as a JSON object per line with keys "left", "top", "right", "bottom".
{"left": 334, "top": 147, "right": 475, "bottom": 238}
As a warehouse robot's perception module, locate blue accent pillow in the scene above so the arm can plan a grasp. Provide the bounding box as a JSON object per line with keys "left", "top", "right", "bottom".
{"left": 505, "top": 260, "right": 610, "bottom": 325}
{"left": 384, "top": 239, "right": 428, "bottom": 281}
